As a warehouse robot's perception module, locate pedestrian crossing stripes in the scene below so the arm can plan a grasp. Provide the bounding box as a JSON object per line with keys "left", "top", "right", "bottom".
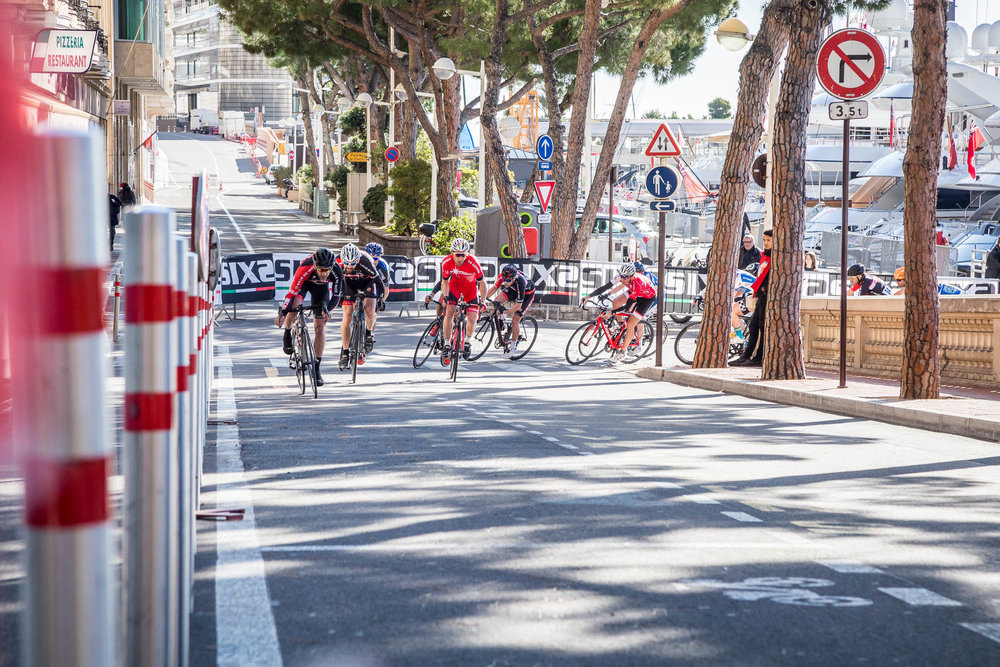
{"left": 878, "top": 587, "right": 963, "bottom": 606}
{"left": 960, "top": 623, "right": 1000, "bottom": 645}
{"left": 818, "top": 561, "right": 884, "bottom": 574}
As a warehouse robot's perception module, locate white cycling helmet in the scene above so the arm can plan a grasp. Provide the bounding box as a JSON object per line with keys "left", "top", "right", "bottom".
{"left": 450, "top": 237, "right": 471, "bottom": 254}
{"left": 341, "top": 242, "right": 361, "bottom": 264}
{"left": 617, "top": 261, "right": 636, "bottom": 278}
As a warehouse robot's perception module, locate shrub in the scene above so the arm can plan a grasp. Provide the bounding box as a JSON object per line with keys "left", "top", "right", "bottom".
{"left": 272, "top": 165, "right": 292, "bottom": 185}
{"left": 386, "top": 158, "right": 431, "bottom": 236}
{"left": 296, "top": 163, "right": 314, "bottom": 199}
{"left": 363, "top": 183, "right": 388, "bottom": 224}
{"left": 330, "top": 164, "right": 350, "bottom": 211}
{"left": 428, "top": 212, "right": 476, "bottom": 255}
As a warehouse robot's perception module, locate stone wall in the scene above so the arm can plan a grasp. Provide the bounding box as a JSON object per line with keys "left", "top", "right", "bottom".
{"left": 801, "top": 296, "right": 1000, "bottom": 389}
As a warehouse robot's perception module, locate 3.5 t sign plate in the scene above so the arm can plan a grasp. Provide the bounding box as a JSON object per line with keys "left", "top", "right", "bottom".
{"left": 828, "top": 101, "right": 869, "bottom": 121}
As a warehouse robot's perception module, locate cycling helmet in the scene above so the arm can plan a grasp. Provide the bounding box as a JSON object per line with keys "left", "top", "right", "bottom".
{"left": 313, "top": 247, "right": 335, "bottom": 268}
{"left": 893, "top": 267, "right": 905, "bottom": 282}
{"left": 500, "top": 263, "right": 518, "bottom": 280}
{"left": 340, "top": 242, "right": 361, "bottom": 264}
{"left": 617, "top": 262, "right": 636, "bottom": 278}
{"left": 365, "top": 242, "right": 384, "bottom": 258}
{"left": 847, "top": 263, "right": 865, "bottom": 277}
{"left": 450, "top": 237, "right": 471, "bottom": 254}
{"left": 745, "top": 262, "right": 759, "bottom": 274}
{"left": 633, "top": 261, "right": 646, "bottom": 274}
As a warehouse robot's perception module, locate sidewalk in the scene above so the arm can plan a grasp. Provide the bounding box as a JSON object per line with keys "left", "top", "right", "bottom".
{"left": 637, "top": 364, "right": 1000, "bottom": 443}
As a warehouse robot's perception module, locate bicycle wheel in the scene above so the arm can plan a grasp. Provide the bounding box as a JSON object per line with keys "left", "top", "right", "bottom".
{"left": 673, "top": 321, "right": 701, "bottom": 365}
{"left": 449, "top": 323, "right": 461, "bottom": 381}
{"left": 468, "top": 317, "right": 493, "bottom": 361}
{"left": 623, "top": 319, "right": 657, "bottom": 363}
{"left": 670, "top": 313, "right": 693, "bottom": 324}
{"left": 350, "top": 312, "right": 363, "bottom": 384}
{"left": 300, "top": 322, "right": 318, "bottom": 397}
{"left": 565, "top": 321, "right": 602, "bottom": 365}
{"left": 413, "top": 318, "right": 440, "bottom": 369}
{"left": 509, "top": 316, "right": 537, "bottom": 360}
{"left": 294, "top": 322, "right": 307, "bottom": 394}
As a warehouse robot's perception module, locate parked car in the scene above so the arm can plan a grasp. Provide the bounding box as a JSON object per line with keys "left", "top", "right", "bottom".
{"left": 577, "top": 213, "right": 657, "bottom": 259}
{"left": 263, "top": 164, "right": 278, "bottom": 185}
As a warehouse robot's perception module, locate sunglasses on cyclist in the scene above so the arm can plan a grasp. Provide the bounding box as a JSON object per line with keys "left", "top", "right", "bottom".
{"left": 453, "top": 253, "right": 467, "bottom": 258}
{"left": 316, "top": 266, "right": 332, "bottom": 273}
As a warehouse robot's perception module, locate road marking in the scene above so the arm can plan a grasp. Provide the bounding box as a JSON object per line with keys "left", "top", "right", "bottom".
{"left": 878, "top": 587, "right": 963, "bottom": 606}
{"left": 688, "top": 495, "right": 721, "bottom": 505}
{"left": 742, "top": 502, "right": 783, "bottom": 513}
{"left": 264, "top": 366, "right": 287, "bottom": 390}
{"left": 655, "top": 482, "right": 684, "bottom": 489}
{"left": 259, "top": 541, "right": 820, "bottom": 553}
{"left": 818, "top": 561, "right": 884, "bottom": 574}
{"left": 960, "top": 623, "right": 1000, "bottom": 645}
{"left": 216, "top": 194, "right": 254, "bottom": 253}
{"left": 721, "top": 511, "right": 763, "bottom": 523}
{"left": 543, "top": 436, "right": 559, "bottom": 443}
{"left": 557, "top": 443, "right": 578, "bottom": 450}
{"left": 269, "top": 357, "right": 288, "bottom": 368}
{"left": 528, "top": 430, "right": 543, "bottom": 436}
{"left": 214, "top": 345, "right": 283, "bottom": 666}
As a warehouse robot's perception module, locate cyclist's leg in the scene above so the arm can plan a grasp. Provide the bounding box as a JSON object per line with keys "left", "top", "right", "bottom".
{"left": 363, "top": 291, "right": 377, "bottom": 331}
{"left": 340, "top": 289, "right": 356, "bottom": 359}
{"left": 463, "top": 285, "right": 480, "bottom": 338}
{"left": 618, "top": 298, "right": 641, "bottom": 350}
{"left": 442, "top": 293, "right": 458, "bottom": 345}
{"left": 512, "top": 291, "right": 534, "bottom": 342}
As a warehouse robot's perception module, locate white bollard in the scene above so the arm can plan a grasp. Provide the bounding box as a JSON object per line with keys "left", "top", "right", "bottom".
{"left": 123, "top": 208, "right": 179, "bottom": 667}
{"left": 185, "top": 252, "right": 199, "bottom": 581}
{"left": 20, "top": 129, "right": 115, "bottom": 666}
{"left": 174, "top": 238, "right": 192, "bottom": 667}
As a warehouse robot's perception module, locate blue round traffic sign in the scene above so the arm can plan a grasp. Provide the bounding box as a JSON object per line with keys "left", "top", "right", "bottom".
{"left": 385, "top": 147, "right": 400, "bottom": 162}
{"left": 645, "top": 166, "right": 679, "bottom": 199}
{"left": 536, "top": 134, "right": 553, "bottom": 161}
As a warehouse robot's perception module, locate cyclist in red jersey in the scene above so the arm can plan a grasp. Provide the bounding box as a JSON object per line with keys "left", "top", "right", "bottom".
{"left": 275, "top": 248, "right": 344, "bottom": 385}
{"left": 581, "top": 262, "right": 656, "bottom": 361}
{"left": 440, "top": 237, "right": 487, "bottom": 361}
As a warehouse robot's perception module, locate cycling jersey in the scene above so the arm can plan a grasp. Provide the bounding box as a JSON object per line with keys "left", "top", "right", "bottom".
{"left": 280, "top": 257, "right": 344, "bottom": 315}
{"left": 851, "top": 275, "right": 892, "bottom": 296}
{"left": 337, "top": 251, "right": 386, "bottom": 303}
{"left": 493, "top": 271, "right": 536, "bottom": 301}
{"left": 625, "top": 273, "right": 656, "bottom": 299}
{"left": 442, "top": 254, "right": 484, "bottom": 306}
{"left": 373, "top": 257, "right": 389, "bottom": 291}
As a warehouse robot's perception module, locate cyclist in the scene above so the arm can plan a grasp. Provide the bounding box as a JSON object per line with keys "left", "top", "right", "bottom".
{"left": 440, "top": 237, "right": 487, "bottom": 363}
{"left": 365, "top": 241, "right": 390, "bottom": 336}
{"left": 893, "top": 266, "right": 905, "bottom": 295}
{"left": 276, "top": 248, "right": 344, "bottom": 386}
{"left": 581, "top": 262, "right": 656, "bottom": 362}
{"left": 336, "top": 242, "right": 386, "bottom": 370}
{"left": 484, "top": 263, "right": 536, "bottom": 358}
{"left": 848, "top": 264, "right": 892, "bottom": 295}
{"left": 634, "top": 261, "right": 657, "bottom": 286}
{"left": 423, "top": 278, "right": 446, "bottom": 337}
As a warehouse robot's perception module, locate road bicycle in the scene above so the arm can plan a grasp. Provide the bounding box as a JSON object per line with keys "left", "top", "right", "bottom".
{"left": 565, "top": 297, "right": 658, "bottom": 365}
{"left": 443, "top": 300, "right": 478, "bottom": 381}
{"left": 287, "top": 306, "right": 318, "bottom": 398}
{"left": 413, "top": 306, "right": 445, "bottom": 369}
{"left": 673, "top": 295, "right": 750, "bottom": 365}
{"left": 344, "top": 293, "right": 375, "bottom": 384}
{"left": 468, "top": 300, "right": 538, "bottom": 361}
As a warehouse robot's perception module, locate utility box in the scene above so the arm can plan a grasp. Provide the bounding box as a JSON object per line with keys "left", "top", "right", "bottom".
{"left": 475, "top": 205, "right": 547, "bottom": 258}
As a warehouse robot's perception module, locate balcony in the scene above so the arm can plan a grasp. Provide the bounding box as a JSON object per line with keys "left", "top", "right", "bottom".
{"left": 115, "top": 40, "right": 168, "bottom": 96}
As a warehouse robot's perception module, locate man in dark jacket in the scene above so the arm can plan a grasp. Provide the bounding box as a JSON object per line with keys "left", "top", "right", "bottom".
{"left": 738, "top": 234, "right": 761, "bottom": 270}
{"left": 108, "top": 192, "right": 123, "bottom": 252}
{"left": 118, "top": 182, "right": 137, "bottom": 206}
{"left": 732, "top": 229, "right": 771, "bottom": 367}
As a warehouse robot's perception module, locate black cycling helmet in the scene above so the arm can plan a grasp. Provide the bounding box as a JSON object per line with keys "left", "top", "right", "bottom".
{"left": 313, "top": 247, "right": 335, "bottom": 268}
{"left": 847, "top": 263, "right": 865, "bottom": 277}
{"left": 633, "top": 261, "right": 646, "bottom": 274}
{"left": 500, "top": 263, "right": 518, "bottom": 280}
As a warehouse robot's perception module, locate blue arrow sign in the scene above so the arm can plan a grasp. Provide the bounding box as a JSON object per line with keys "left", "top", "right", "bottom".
{"left": 645, "top": 166, "right": 679, "bottom": 199}
{"left": 649, "top": 199, "right": 676, "bottom": 212}
{"left": 536, "top": 134, "right": 553, "bottom": 161}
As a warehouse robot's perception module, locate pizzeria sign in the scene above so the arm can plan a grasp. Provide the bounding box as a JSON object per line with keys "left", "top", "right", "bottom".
{"left": 30, "top": 30, "right": 98, "bottom": 74}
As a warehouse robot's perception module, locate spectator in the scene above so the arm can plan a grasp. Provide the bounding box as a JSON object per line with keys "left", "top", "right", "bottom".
{"left": 935, "top": 225, "right": 948, "bottom": 246}
{"left": 804, "top": 251, "right": 818, "bottom": 271}
{"left": 731, "top": 229, "right": 772, "bottom": 367}
{"left": 108, "top": 192, "right": 123, "bottom": 252}
{"left": 738, "top": 234, "right": 761, "bottom": 270}
{"left": 986, "top": 237, "right": 1000, "bottom": 280}
{"left": 118, "top": 182, "right": 137, "bottom": 206}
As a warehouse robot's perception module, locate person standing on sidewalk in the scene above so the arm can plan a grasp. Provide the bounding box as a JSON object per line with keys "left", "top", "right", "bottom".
{"left": 738, "top": 234, "right": 761, "bottom": 270}
{"left": 731, "top": 229, "right": 772, "bottom": 367}
{"left": 118, "top": 182, "right": 137, "bottom": 206}
{"left": 108, "top": 191, "right": 123, "bottom": 252}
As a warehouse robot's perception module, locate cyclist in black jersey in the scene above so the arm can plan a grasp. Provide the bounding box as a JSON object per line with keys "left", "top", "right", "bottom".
{"left": 336, "top": 243, "right": 387, "bottom": 370}
{"left": 847, "top": 264, "right": 893, "bottom": 296}
{"left": 484, "top": 263, "right": 536, "bottom": 358}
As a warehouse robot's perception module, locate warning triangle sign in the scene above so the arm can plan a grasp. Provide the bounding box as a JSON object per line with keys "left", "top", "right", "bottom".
{"left": 534, "top": 180, "right": 555, "bottom": 214}
{"left": 645, "top": 123, "right": 683, "bottom": 157}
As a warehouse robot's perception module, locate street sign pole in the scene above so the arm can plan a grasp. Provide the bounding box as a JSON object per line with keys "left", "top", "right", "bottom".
{"left": 655, "top": 209, "right": 666, "bottom": 367}
{"left": 839, "top": 118, "right": 850, "bottom": 388}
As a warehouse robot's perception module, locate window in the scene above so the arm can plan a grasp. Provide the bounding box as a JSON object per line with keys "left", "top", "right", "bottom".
{"left": 117, "top": 0, "right": 146, "bottom": 41}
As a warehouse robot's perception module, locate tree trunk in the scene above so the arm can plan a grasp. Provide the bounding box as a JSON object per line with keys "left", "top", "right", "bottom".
{"left": 296, "top": 83, "right": 320, "bottom": 191}
{"left": 693, "top": 0, "right": 793, "bottom": 368}
{"left": 520, "top": 163, "right": 540, "bottom": 204}
{"left": 482, "top": 0, "right": 526, "bottom": 256}
{"left": 550, "top": 0, "right": 602, "bottom": 259}
{"left": 901, "top": 0, "right": 947, "bottom": 399}
{"left": 529, "top": 13, "right": 568, "bottom": 246}
{"left": 761, "top": 0, "right": 831, "bottom": 381}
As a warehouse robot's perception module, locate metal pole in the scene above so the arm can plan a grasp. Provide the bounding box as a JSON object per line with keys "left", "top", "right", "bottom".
{"left": 387, "top": 27, "right": 395, "bottom": 223}
{"left": 608, "top": 166, "right": 616, "bottom": 261}
{"left": 478, "top": 59, "right": 486, "bottom": 210}
{"left": 839, "top": 118, "right": 850, "bottom": 388}
{"left": 22, "top": 128, "right": 115, "bottom": 667}
{"left": 123, "top": 207, "right": 179, "bottom": 667}
{"left": 113, "top": 271, "right": 121, "bottom": 342}
{"left": 174, "top": 238, "right": 192, "bottom": 667}
{"left": 430, "top": 97, "right": 438, "bottom": 223}
{"left": 366, "top": 106, "right": 372, "bottom": 193}
{"left": 655, "top": 210, "right": 666, "bottom": 366}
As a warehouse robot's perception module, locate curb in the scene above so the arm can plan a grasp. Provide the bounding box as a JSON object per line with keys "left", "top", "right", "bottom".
{"left": 637, "top": 366, "right": 1000, "bottom": 444}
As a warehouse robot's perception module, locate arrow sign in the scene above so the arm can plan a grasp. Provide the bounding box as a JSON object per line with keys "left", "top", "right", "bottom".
{"left": 536, "top": 134, "right": 554, "bottom": 161}
{"left": 645, "top": 166, "right": 679, "bottom": 199}
{"left": 534, "top": 180, "right": 555, "bottom": 214}
{"left": 644, "top": 123, "right": 682, "bottom": 157}
{"left": 816, "top": 29, "right": 885, "bottom": 99}
{"left": 649, "top": 199, "right": 676, "bottom": 212}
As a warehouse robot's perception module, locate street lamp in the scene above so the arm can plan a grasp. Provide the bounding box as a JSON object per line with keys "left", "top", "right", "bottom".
{"left": 355, "top": 92, "right": 374, "bottom": 192}
{"left": 715, "top": 18, "right": 754, "bottom": 51}
{"left": 498, "top": 117, "right": 521, "bottom": 141}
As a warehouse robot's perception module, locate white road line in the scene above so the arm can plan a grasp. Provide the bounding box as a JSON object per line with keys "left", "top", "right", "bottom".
{"left": 721, "top": 511, "right": 763, "bottom": 523}
{"left": 527, "top": 430, "right": 543, "bottom": 435}
{"left": 878, "top": 587, "right": 963, "bottom": 607}
{"left": 655, "top": 482, "right": 684, "bottom": 489}
{"left": 543, "top": 436, "right": 559, "bottom": 443}
{"left": 259, "top": 541, "right": 820, "bottom": 553}
{"left": 269, "top": 357, "right": 288, "bottom": 368}
{"left": 960, "top": 623, "right": 1000, "bottom": 645}
{"left": 214, "top": 345, "right": 282, "bottom": 666}
{"left": 818, "top": 560, "right": 884, "bottom": 574}
{"left": 558, "top": 443, "right": 579, "bottom": 450}
{"left": 688, "top": 495, "right": 721, "bottom": 505}
{"left": 264, "top": 366, "right": 288, "bottom": 391}
{"left": 216, "top": 194, "right": 253, "bottom": 253}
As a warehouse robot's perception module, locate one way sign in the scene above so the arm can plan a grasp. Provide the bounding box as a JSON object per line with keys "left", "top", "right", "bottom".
{"left": 644, "top": 123, "right": 682, "bottom": 157}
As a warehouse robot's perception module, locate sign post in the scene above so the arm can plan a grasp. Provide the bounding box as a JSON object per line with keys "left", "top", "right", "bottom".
{"left": 534, "top": 180, "right": 555, "bottom": 214}
{"left": 644, "top": 153, "right": 679, "bottom": 366}
{"left": 816, "top": 28, "right": 885, "bottom": 388}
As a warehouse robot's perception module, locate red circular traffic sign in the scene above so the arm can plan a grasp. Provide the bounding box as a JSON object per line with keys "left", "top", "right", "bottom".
{"left": 816, "top": 29, "right": 885, "bottom": 100}
{"left": 385, "top": 147, "right": 400, "bottom": 162}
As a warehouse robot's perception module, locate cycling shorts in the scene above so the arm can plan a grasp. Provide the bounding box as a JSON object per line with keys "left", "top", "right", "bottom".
{"left": 500, "top": 287, "right": 535, "bottom": 316}
{"left": 625, "top": 296, "right": 655, "bottom": 318}
{"left": 446, "top": 283, "right": 481, "bottom": 312}
{"left": 284, "top": 281, "right": 334, "bottom": 317}
{"left": 343, "top": 278, "right": 377, "bottom": 304}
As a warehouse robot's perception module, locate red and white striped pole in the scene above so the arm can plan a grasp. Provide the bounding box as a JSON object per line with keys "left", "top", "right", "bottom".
{"left": 123, "top": 207, "right": 179, "bottom": 667}
{"left": 174, "top": 238, "right": 193, "bottom": 667}
{"left": 20, "top": 129, "right": 115, "bottom": 666}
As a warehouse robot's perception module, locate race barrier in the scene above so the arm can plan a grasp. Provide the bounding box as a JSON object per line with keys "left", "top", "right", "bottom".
{"left": 20, "top": 129, "right": 115, "bottom": 666}
{"left": 216, "top": 254, "right": 999, "bottom": 314}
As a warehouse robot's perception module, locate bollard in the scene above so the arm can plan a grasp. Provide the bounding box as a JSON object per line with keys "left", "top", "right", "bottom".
{"left": 174, "top": 238, "right": 192, "bottom": 667}
{"left": 20, "top": 129, "right": 115, "bottom": 666}
{"left": 113, "top": 271, "right": 122, "bottom": 342}
{"left": 123, "top": 208, "right": 179, "bottom": 667}
{"left": 185, "top": 252, "right": 199, "bottom": 571}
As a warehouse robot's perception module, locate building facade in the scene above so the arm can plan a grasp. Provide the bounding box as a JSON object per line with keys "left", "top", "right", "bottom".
{"left": 172, "top": 0, "right": 294, "bottom": 124}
